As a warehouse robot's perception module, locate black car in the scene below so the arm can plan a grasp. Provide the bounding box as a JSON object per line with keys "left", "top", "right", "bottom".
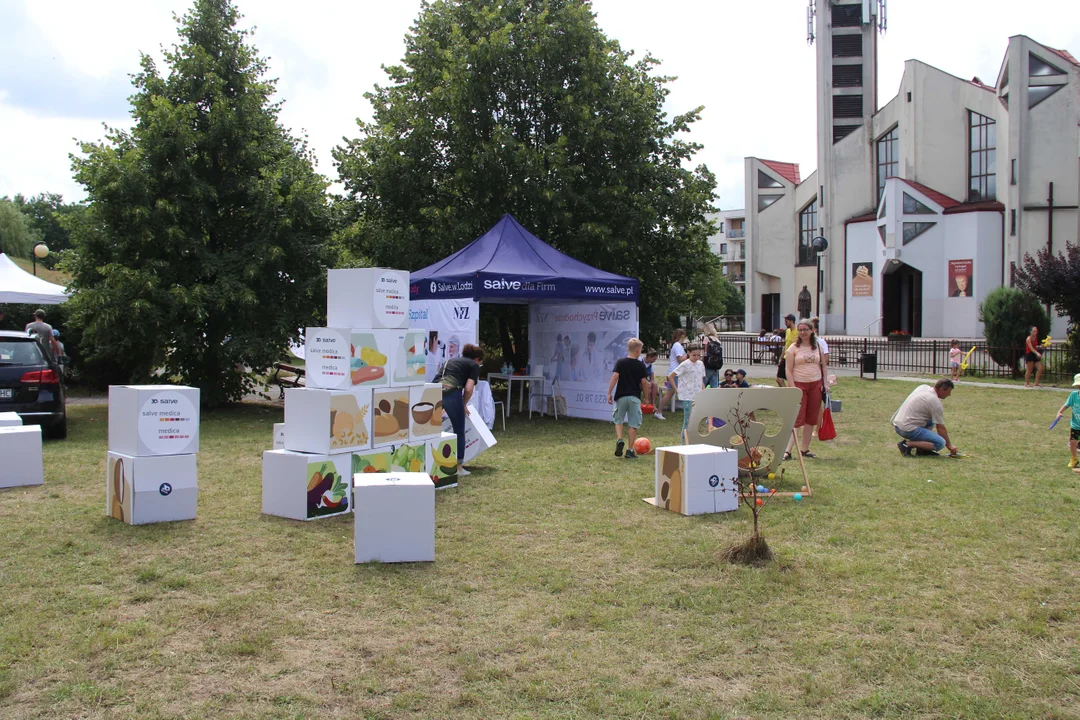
{"left": 0, "top": 330, "right": 67, "bottom": 439}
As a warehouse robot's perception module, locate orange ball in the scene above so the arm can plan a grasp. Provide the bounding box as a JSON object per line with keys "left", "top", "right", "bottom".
{"left": 634, "top": 437, "right": 652, "bottom": 455}
{"left": 755, "top": 498, "right": 763, "bottom": 506}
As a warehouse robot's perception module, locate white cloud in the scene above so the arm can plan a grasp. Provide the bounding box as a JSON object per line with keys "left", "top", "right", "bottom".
{"left": 1, "top": 0, "right": 1077, "bottom": 210}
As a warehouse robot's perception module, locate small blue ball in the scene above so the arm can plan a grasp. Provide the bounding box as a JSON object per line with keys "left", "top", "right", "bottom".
{"left": 755, "top": 484, "right": 767, "bottom": 494}
{"left": 793, "top": 493, "right": 803, "bottom": 501}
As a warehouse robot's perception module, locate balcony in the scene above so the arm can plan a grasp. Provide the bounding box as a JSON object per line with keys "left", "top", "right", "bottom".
{"left": 727, "top": 229, "right": 745, "bottom": 239}
{"left": 717, "top": 247, "right": 745, "bottom": 262}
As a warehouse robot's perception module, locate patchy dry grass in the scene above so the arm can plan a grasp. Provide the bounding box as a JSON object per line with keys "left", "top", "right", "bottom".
{"left": 1, "top": 378, "right": 1079, "bottom": 719}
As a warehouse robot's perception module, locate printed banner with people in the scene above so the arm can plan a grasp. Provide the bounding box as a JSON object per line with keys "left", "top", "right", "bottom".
{"left": 528, "top": 302, "right": 639, "bottom": 421}
{"left": 409, "top": 299, "right": 480, "bottom": 381}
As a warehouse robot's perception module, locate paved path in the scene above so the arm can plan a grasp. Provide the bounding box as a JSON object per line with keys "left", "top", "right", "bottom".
{"left": 737, "top": 362, "right": 1073, "bottom": 393}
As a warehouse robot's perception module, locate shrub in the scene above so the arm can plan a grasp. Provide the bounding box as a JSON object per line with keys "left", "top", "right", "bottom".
{"left": 978, "top": 288, "right": 1049, "bottom": 376}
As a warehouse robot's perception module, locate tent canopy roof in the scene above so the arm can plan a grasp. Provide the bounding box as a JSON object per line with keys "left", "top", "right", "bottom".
{"left": 0, "top": 253, "right": 70, "bottom": 305}
{"left": 410, "top": 214, "right": 638, "bottom": 303}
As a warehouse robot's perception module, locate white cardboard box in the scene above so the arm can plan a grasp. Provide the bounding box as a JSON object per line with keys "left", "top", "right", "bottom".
{"left": 427, "top": 432, "right": 459, "bottom": 489}
{"left": 651, "top": 445, "right": 739, "bottom": 516}
{"left": 262, "top": 450, "right": 352, "bottom": 521}
{"left": 353, "top": 472, "right": 434, "bottom": 563}
{"left": 0, "top": 425, "right": 44, "bottom": 488}
{"left": 327, "top": 268, "right": 409, "bottom": 329}
{"left": 409, "top": 384, "right": 444, "bottom": 442}
{"left": 371, "top": 387, "right": 412, "bottom": 448}
{"left": 304, "top": 327, "right": 391, "bottom": 390}
{"left": 108, "top": 385, "right": 200, "bottom": 456}
{"left": 441, "top": 406, "right": 497, "bottom": 463}
{"left": 106, "top": 451, "right": 197, "bottom": 524}
{"left": 0, "top": 412, "right": 23, "bottom": 427}
{"left": 272, "top": 422, "right": 285, "bottom": 450}
{"left": 284, "top": 388, "right": 373, "bottom": 454}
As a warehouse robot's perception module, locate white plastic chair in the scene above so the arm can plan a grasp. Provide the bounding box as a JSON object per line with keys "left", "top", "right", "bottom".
{"left": 492, "top": 400, "right": 506, "bottom": 430}
{"left": 530, "top": 378, "right": 561, "bottom": 420}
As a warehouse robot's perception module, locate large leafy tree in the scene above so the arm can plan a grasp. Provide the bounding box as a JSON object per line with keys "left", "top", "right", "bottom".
{"left": 0, "top": 198, "right": 40, "bottom": 257}
{"left": 334, "top": 0, "right": 717, "bottom": 357}
{"left": 12, "top": 193, "right": 85, "bottom": 268}
{"left": 66, "top": 0, "right": 331, "bottom": 406}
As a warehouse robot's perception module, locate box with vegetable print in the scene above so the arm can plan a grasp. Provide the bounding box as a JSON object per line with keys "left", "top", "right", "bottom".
{"left": 261, "top": 450, "right": 352, "bottom": 521}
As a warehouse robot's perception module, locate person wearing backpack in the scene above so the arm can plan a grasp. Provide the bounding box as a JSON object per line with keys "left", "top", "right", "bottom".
{"left": 701, "top": 322, "right": 724, "bottom": 388}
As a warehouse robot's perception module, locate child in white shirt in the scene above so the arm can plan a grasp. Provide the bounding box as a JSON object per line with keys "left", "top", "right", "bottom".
{"left": 949, "top": 339, "right": 962, "bottom": 380}
{"left": 668, "top": 345, "right": 706, "bottom": 441}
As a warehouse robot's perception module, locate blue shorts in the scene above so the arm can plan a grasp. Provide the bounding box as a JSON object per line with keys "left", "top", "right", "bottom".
{"left": 894, "top": 420, "right": 945, "bottom": 451}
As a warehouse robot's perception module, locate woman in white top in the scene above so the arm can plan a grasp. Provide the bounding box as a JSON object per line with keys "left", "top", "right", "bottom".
{"left": 656, "top": 329, "right": 687, "bottom": 420}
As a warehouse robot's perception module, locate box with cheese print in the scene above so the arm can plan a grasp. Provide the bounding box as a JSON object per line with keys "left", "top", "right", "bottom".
{"left": 305, "top": 327, "right": 392, "bottom": 390}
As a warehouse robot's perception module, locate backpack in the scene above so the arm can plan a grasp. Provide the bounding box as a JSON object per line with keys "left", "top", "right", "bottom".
{"left": 703, "top": 337, "right": 724, "bottom": 370}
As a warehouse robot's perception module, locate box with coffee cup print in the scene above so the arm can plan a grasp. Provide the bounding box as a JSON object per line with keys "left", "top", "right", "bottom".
{"left": 106, "top": 451, "right": 198, "bottom": 525}
{"left": 262, "top": 450, "right": 352, "bottom": 521}
{"left": 371, "top": 387, "right": 411, "bottom": 448}
{"left": 108, "top": 385, "right": 200, "bottom": 457}
{"left": 326, "top": 268, "right": 409, "bottom": 330}
{"left": 284, "top": 387, "right": 372, "bottom": 455}
{"left": 408, "top": 383, "right": 444, "bottom": 442}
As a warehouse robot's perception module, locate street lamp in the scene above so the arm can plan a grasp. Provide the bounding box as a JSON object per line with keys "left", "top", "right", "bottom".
{"left": 811, "top": 236, "right": 828, "bottom": 318}
{"left": 32, "top": 242, "right": 49, "bottom": 276}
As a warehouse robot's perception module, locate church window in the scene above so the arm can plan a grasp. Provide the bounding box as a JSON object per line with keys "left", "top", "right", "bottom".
{"left": 876, "top": 127, "right": 898, "bottom": 200}
{"left": 968, "top": 111, "right": 996, "bottom": 202}
{"left": 798, "top": 200, "right": 818, "bottom": 266}
{"left": 902, "top": 222, "right": 936, "bottom": 245}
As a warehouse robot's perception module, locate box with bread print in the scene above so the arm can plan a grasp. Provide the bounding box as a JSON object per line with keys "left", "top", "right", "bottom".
{"left": 326, "top": 268, "right": 409, "bottom": 329}
{"left": 106, "top": 451, "right": 198, "bottom": 525}
{"left": 370, "top": 387, "right": 412, "bottom": 448}
{"left": 648, "top": 445, "right": 739, "bottom": 516}
{"left": 108, "top": 385, "right": 200, "bottom": 457}
{"left": 262, "top": 450, "right": 352, "bottom": 521}
{"left": 284, "top": 388, "right": 372, "bottom": 455}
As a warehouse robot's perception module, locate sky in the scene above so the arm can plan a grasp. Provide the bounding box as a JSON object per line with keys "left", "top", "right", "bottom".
{"left": 1, "top": 0, "right": 1078, "bottom": 212}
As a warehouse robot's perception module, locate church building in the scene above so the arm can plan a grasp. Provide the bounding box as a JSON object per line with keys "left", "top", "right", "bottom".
{"left": 742, "top": 0, "right": 1079, "bottom": 338}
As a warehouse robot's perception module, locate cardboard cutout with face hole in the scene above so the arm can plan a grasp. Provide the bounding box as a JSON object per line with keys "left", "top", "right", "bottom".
{"left": 685, "top": 387, "right": 803, "bottom": 476}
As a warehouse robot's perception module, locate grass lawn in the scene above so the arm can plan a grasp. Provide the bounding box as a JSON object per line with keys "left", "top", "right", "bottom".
{"left": 2, "top": 378, "right": 1079, "bottom": 719}
{"left": 9, "top": 257, "right": 72, "bottom": 287}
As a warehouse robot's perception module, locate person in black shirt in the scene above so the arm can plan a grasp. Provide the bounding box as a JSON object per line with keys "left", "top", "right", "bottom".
{"left": 606, "top": 338, "right": 649, "bottom": 459}
{"left": 440, "top": 343, "right": 484, "bottom": 476}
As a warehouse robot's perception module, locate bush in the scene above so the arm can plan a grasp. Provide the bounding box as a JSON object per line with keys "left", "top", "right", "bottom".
{"left": 978, "top": 287, "right": 1049, "bottom": 376}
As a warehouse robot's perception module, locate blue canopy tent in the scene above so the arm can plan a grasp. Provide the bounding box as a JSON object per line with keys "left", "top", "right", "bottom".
{"left": 410, "top": 215, "right": 639, "bottom": 421}
{"left": 410, "top": 214, "right": 638, "bottom": 303}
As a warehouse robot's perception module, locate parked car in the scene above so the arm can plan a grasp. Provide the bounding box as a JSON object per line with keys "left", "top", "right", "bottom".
{"left": 0, "top": 330, "right": 67, "bottom": 439}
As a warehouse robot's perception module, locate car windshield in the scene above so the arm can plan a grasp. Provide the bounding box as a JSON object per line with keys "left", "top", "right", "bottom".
{"left": 0, "top": 340, "right": 45, "bottom": 365}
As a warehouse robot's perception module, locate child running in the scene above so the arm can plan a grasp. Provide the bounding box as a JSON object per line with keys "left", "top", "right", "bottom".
{"left": 1055, "top": 373, "right": 1080, "bottom": 469}
{"left": 948, "top": 340, "right": 962, "bottom": 380}
{"left": 668, "top": 344, "right": 706, "bottom": 442}
{"left": 608, "top": 338, "right": 649, "bottom": 459}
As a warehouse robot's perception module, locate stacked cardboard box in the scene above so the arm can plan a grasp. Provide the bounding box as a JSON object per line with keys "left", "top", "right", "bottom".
{"left": 0, "top": 415, "right": 44, "bottom": 488}
{"left": 106, "top": 385, "right": 200, "bottom": 524}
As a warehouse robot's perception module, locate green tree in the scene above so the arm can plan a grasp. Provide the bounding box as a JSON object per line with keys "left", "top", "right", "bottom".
{"left": 12, "top": 193, "right": 85, "bottom": 269}
{"left": 334, "top": 0, "right": 716, "bottom": 359}
{"left": 65, "top": 0, "right": 331, "bottom": 406}
{"left": 978, "top": 287, "right": 1049, "bottom": 376}
{"left": 0, "top": 198, "right": 40, "bottom": 257}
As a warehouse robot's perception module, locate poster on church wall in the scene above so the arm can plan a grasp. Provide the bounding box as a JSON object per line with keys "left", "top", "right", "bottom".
{"left": 948, "top": 259, "right": 973, "bottom": 298}
{"left": 851, "top": 263, "right": 873, "bottom": 297}
{"left": 528, "top": 302, "right": 638, "bottom": 421}
{"left": 408, "top": 299, "right": 480, "bottom": 380}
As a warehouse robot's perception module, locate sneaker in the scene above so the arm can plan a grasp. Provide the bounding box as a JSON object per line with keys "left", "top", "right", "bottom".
{"left": 897, "top": 441, "right": 912, "bottom": 457}
{"left": 615, "top": 439, "right": 625, "bottom": 457}
{"left": 915, "top": 448, "right": 940, "bottom": 457}
{"left": 1069, "top": 457, "right": 1078, "bottom": 469}
{"left": 458, "top": 467, "right": 472, "bottom": 477}
{"left": 625, "top": 449, "right": 638, "bottom": 459}
{"left": 653, "top": 412, "right": 666, "bottom": 420}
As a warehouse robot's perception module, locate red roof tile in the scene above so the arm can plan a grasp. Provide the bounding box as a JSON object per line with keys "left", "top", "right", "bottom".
{"left": 968, "top": 76, "right": 995, "bottom": 92}
{"left": 759, "top": 160, "right": 801, "bottom": 186}
{"left": 899, "top": 179, "right": 961, "bottom": 209}
{"left": 845, "top": 211, "right": 878, "bottom": 225}
{"left": 943, "top": 200, "right": 1005, "bottom": 214}
{"left": 1048, "top": 47, "right": 1080, "bottom": 68}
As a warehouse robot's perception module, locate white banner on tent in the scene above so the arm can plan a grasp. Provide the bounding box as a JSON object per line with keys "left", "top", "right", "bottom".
{"left": 528, "top": 302, "right": 638, "bottom": 421}
{"left": 410, "top": 299, "right": 480, "bottom": 381}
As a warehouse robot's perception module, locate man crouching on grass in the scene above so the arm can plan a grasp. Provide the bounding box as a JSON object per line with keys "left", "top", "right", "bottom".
{"left": 608, "top": 338, "right": 650, "bottom": 459}
{"left": 892, "top": 378, "right": 960, "bottom": 457}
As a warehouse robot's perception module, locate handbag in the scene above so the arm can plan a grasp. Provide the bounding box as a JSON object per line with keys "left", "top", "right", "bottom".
{"left": 818, "top": 399, "right": 837, "bottom": 441}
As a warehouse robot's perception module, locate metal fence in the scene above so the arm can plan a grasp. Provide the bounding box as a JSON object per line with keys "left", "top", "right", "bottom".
{"left": 705, "top": 335, "right": 1078, "bottom": 382}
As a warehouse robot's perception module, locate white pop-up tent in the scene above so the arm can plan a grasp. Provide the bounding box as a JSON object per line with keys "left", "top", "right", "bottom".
{"left": 0, "top": 253, "right": 70, "bottom": 305}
